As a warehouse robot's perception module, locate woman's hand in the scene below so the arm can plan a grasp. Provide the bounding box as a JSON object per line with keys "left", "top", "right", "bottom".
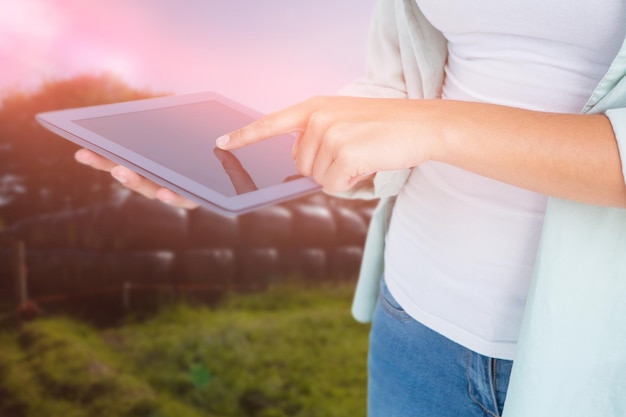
{"left": 74, "top": 149, "right": 199, "bottom": 209}
{"left": 216, "top": 96, "right": 445, "bottom": 193}
{"left": 217, "top": 95, "right": 626, "bottom": 207}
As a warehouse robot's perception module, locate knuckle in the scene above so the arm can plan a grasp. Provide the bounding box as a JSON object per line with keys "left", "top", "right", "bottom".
{"left": 295, "top": 158, "right": 312, "bottom": 177}
{"left": 324, "top": 125, "right": 344, "bottom": 145}
{"left": 307, "top": 95, "right": 327, "bottom": 108}
{"left": 334, "top": 148, "right": 356, "bottom": 166}
{"left": 320, "top": 124, "right": 350, "bottom": 153}
{"left": 308, "top": 110, "right": 334, "bottom": 127}
{"left": 254, "top": 115, "right": 275, "bottom": 133}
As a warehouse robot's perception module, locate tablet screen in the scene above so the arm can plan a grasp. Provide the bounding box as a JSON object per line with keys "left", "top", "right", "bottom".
{"left": 74, "top": 100, "right": 300, "bottom": 197}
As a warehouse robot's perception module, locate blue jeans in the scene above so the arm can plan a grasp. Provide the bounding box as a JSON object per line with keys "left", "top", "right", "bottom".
{"left": 368, "top": 279, "right": 513, "bottom": 417}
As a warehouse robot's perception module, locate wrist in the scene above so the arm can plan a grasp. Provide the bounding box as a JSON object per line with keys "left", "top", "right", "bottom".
{"left": 424, "top": 99, "right": 463, "bottom": 165}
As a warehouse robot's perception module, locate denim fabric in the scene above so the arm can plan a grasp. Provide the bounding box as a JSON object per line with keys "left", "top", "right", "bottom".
{"left": 368, "top": 279, "right": 513, "bottom": 417}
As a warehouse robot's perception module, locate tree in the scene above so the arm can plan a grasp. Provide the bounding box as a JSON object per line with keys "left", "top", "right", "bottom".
{"left": 0, "top": 74, "right": 164, "bottom": 225}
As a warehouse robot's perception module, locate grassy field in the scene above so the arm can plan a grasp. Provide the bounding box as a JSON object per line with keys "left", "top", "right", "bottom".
{"left": 0, "top": 285, "right": 370, "bottom": 417}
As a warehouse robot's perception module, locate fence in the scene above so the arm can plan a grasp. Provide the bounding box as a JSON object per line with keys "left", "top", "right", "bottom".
{"left": 0, "top": 192, "right": 376, "bottom": 315}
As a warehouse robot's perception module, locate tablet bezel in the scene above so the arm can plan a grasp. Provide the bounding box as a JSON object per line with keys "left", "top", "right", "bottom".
{"left": 36, "top": 92, "right": 320, "bottom": 216}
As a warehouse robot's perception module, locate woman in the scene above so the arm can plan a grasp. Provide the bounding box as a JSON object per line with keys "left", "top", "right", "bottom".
{"left": 77, "top": 0, "right": 626, "bottom": 415}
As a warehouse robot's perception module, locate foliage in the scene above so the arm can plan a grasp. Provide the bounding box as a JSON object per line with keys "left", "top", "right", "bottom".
{"left": 0, "top": 74, "right": 164, "bottom": 224}
{"left": 0, "top": 285, "right": 369, "bottom": 417}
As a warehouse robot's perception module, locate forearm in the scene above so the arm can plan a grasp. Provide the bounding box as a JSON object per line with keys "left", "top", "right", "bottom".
{"left": 435, "top": 100, "right": 626, "bottom": 207}
{"left": 216, "top": 95, "right": 626, "bottom": 205}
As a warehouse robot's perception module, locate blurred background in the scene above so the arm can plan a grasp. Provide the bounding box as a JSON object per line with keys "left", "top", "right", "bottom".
{"left": 1, "top": 0, "right": 375, "bottom": 112}
{"left": 0, "top": 1, "right": 379, "bottom": 416}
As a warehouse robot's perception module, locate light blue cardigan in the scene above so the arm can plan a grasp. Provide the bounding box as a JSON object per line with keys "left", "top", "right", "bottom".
{"left": 340, "top": 1, "right": 626, "bottom": 415}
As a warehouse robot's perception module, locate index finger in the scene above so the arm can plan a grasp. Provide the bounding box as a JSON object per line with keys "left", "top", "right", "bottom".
{"left": 215, "top": 98, "right": 319, "bottom": 150}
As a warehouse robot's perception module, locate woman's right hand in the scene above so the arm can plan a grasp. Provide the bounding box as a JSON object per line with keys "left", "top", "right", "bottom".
{"left": 74, "top": 149, "right": 199, "bottom": 209}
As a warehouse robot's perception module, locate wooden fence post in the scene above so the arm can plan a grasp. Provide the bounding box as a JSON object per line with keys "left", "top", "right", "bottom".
{"left": 13, "top": 240, "right": 28, "bottom": 309}
{"left": 123, "top": 282, "right": 131, "bottom": 310}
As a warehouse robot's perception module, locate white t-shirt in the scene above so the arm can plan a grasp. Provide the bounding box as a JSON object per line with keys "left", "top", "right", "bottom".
{"left": 384, "top": 0, "right": 626, "bottom": 359}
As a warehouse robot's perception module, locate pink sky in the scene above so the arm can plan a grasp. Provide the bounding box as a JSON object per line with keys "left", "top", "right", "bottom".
{"left": 0, "top": 0, "right": 376, "bottom": 112}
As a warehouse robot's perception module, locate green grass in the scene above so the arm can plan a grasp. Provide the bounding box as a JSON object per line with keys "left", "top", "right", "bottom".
{"left": 0, "top": 285, "right": 370, "bottom": 417}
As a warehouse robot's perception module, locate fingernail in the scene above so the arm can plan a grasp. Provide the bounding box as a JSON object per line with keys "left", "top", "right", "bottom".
{"left": 75, "top": 150, "right": 90, "bottom": 164}
{"left": 157, "top": 189, "right": 174, "bottom": 204}
{"left": 111, "top": 169, "right": 128, "bottom": 184}
{"left": 216, "top": 135, "right": 230, "bottom": 148}
{"left": 113, "top": 175, "right": 127, "bottom": 184}
{"left": 160, "top": 195, "right": 173, "bottom": 205}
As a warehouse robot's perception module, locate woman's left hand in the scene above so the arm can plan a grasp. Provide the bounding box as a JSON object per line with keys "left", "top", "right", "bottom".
{"left": 75, "top": 149, "right": 200, "bottom": 209}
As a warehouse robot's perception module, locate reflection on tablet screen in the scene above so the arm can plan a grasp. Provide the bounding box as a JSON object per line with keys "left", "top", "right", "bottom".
{"left": 213, "top": 148, "right": 305, "bottom": 194}
{"left": 74, "top": 101, "right": 300, "bottom": 197}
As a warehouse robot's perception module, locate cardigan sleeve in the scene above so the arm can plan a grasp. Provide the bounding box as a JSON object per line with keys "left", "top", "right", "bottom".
{"left": 583, "top": 43, "right": 626, "bottom": 184}
{"left": 334, "top": 0, "right": 447, "bottom": 201}
{"left": 607, "top": 107, "right": 626, "bottom": 186}
{"left": 503, "top": 43, "right": 626, "bottom": 417}
{"left": 339, "top": 0, "right": 408, "bottom": 100}
{"left": 332, "top": 0, "right": 412, "bottom": 201}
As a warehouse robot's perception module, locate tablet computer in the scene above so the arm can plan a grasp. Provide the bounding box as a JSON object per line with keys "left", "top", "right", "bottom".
{"left": 36, "top": 92, "right": 321, "bottom": 216}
